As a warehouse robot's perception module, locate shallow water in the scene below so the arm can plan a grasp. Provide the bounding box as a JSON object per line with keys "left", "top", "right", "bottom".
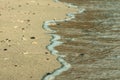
{"left": 49, "top": 0, "right": 120, "bottom": 80}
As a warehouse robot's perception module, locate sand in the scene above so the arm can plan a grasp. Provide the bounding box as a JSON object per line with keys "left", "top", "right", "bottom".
{"left": 0, "top": 0, "right": 76, "bottom": 80}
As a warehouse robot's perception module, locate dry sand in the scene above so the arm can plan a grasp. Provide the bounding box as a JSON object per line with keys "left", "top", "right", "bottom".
{"left": 0, "top": 0, "right": 76, "bottom": 80}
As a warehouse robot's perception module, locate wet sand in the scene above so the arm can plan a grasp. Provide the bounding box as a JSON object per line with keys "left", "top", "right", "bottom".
{"left": 50, "top": 0, "right": 120, "bottom": 80}
{"left": 0, "top": 0, "right": 76, "bottom": 80}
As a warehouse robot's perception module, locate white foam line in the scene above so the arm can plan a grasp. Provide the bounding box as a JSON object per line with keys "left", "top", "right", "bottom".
{"left": 42, "top": 20, "right": 56, "bottom": 31}
{"left": 42, "top": 1, "right": 85, "bottom": 80}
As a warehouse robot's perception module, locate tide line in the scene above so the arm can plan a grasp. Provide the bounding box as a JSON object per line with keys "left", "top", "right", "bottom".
{"left": 42, "top": 1, "right": 85, "bottom": 80}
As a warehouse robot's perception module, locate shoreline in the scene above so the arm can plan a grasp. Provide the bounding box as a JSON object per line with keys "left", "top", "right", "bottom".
{"left": 42, "top": 2, "right": 85, "bottom": 80}
{"left": 46, "top": 0, "right": 120, "bottom": 80}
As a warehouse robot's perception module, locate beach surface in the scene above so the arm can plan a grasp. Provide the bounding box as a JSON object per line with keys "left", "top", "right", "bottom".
{"left": 0, "top": 0, "right": 76, "bottom": 80}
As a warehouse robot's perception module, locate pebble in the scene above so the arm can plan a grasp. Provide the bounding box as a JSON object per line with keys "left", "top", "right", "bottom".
{"left": 46, "top": 73, "right": 51, "bottom": 75}
{"left": 45, "top": 52, "right": 49, "bottom": 54}
{"left": 3, "top": 49, "right": 7, "bottom": 51}
{"left": 46, "top": 58, "right": 49, "bottom": 60}
{"left": 22, "top": 28, "right": 25, "bottom": 31}
{"left": 14, "top": 65, "right": 18, "bottom": 67}
{"left": 27, "top": 19, "right": 30, "bottom": 22}
{"left": 30, "top": 37, "right": 36, "bottom": 39}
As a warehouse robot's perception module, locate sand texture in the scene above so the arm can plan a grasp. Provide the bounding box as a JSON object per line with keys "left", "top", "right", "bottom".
{"left": 50, "top": 0, "right": 120, "bottom": 80}
{"left": 0, "top": 0, "right": 76, "bottom": 80}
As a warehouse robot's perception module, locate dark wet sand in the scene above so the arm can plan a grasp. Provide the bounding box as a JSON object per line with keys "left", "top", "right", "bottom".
{"left": 49, "top": 0, "right": 120, "bottom": 80}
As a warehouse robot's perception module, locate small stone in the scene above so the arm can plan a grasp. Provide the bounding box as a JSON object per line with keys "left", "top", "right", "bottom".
{"left": 45, "top": 52, "right": 49, "bottom": 54}
{"left": 3, "top": 49, "right": 7, "bottom": 51}
{"left": 6, "top": 38, "right": 9, "bottom": 41}
{"left": 80, "top": 53, "right": 84, "bottom": 56}
{"left": 27, "top": 19, "right": 30, "bottom": 22}
{"left": 22, "top": 28, "right": 25, "bottom": 30}
{"left": 46, "top": 58, "right": 49, "bottom": 60}
{"left": 30, "top": 37, "right": 36, "bottom": 39}
{"left": 46, "top": 73, "right": 51, "bottom": 75}
{"left": 14, "top": 65, "right": 18, "bottom": 67}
